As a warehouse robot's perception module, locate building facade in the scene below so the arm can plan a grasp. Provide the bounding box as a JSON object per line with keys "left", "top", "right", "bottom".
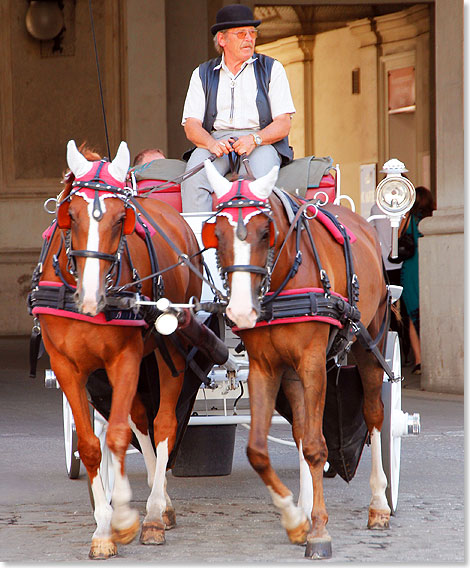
{"left": 0, "top": 1, "right": 463, "bottom": 393}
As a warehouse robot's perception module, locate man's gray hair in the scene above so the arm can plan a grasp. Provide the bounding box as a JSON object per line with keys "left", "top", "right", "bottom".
{"left": 213, "top": 31, "right": 225, "bottom": 55}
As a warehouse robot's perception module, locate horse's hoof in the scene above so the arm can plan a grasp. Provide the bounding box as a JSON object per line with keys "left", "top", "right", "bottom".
{"left": 140, "top": 521, "right": 166, "bottom": 545}
{"left": 286, "top": 516, "right": 310, "bottom": 545}
{"left": 368, "top": 508, "right": 390, "bottom": 529}
{"left": 89, "top": 538, "right": 117, "bottom": 560}
{"left": 305, "top": 537, "right": 332, "bottom": 560}
{"left": 111, "top": 514, "right": 140, "bottom": 545}
{"left": 163, "top": 507, "right": 176, "bottom": 530}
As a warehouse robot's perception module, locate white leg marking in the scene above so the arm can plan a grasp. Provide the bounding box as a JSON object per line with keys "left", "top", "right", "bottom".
{"left": 129, "top": 417, "right": 156, "bottom": 488}
{"left": 297, "top": 440, "right": 313, "bottom": 518}
{"left": 145, "top": 438, "right": 169, "bottom": 523}
{"left": 111, "top": 452, "right": 139, "bottom": 530}
{"left": 226, "top": 227, "right": 257, "bottom": 328}
{"left": 369, "top": 427, "right": 390, "bottom": 511}
{"left": 164, "top": 473, "right": 173, "bottom": 512}
{"left": 81, "top": 200, "right": 106, "bottom": 315}
{"left": 268, "top": 486, "right": 306, "bottom": 530}
{"left": 90, "top": 471, "right": 113, "bottom": 540}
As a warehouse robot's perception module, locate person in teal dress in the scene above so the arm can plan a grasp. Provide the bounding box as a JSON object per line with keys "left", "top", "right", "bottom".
{"left": 400, "top": 186, "right": 435, "bottom": 374}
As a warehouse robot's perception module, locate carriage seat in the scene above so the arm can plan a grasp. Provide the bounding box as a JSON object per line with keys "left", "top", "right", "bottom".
{"left": 276, "top": 155, "right": 336, "bottom": 204}
{"left": 133, "top": 158, "right": 186, "bottom": 212}
{"left": 133, "top": 155, "right": 337, "bottom": 214}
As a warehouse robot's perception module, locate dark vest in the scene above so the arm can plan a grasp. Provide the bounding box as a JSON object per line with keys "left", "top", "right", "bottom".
{"left": 182, "top": 53, "right": 293, "bottom": 165}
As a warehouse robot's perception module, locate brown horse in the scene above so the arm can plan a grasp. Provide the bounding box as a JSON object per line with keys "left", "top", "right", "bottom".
{"left": 31, "top": 141, "right": 203, "bottom": 558}
{"left": 202, "top": 159, "right": 391, "bottom": 559}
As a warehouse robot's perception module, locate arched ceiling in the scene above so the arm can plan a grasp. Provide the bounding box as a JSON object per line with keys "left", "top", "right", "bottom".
{"left": 254, "top": 4, "right": 413, "bottom": 44}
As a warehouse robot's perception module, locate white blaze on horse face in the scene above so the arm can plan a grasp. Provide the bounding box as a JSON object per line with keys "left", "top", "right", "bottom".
{"left": 80, "top": 199, "right": 106, "bottom": 316}
{"left": 225, "top": 226, "right": 258, "bottom": 329}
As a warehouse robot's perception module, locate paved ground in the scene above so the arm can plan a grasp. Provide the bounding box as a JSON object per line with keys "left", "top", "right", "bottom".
{"left": 0, "top": 336, "right": 464, "bottom": 564}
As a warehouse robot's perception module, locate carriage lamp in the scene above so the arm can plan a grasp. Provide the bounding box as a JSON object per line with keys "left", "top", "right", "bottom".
{"left": 155, "top": 312, "right": 179, "bottom": 335}
{"left": 375, "top": 159, "right": 416, "bottom": 258}
{"left": 25, "top": 0, "right": 64, "bottom": 41}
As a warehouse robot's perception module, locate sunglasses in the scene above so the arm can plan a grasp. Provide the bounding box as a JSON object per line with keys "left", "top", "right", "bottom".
{"left": 227, "top": 29, "right": 258, "bottom": 39}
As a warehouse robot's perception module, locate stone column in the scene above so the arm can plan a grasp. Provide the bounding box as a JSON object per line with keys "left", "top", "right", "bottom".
{"left": 125, "top": 0, "right": 167, "bottom": 158}
{"left": 419, "top": 0, "right": 464, "bottom": 393}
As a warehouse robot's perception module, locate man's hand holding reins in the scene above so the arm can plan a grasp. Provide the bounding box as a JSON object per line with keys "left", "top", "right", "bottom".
{"left": 231, "top": 113, "right": 292, "bottom": 156}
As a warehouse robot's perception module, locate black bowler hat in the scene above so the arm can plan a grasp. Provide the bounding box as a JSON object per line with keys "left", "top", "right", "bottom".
{"left": 211, "top": 4, "right": 261, "bottom": 35}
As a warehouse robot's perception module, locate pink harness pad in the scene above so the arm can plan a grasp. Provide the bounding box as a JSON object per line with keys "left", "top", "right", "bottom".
{"left": 75, "top": 161, "right": 125, "bottom": 192}
{"left": 42, "top": 222, "right": 56, "bottom": 241}
{"left": 134, "top": 216, "right": 157, "bottom": 239}
{"left": 309, "top": 208, "right": 356, "bottom": 244}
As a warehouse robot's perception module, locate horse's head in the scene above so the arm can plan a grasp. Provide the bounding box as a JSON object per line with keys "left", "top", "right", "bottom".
{"left": 57, "top": 140, "right": 136, "bottom": 316}
{"left": 202, "top": 159, "right": 278, "bottom": 329}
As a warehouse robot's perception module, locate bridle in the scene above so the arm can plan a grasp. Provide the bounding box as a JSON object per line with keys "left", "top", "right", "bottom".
{"left": 56, "top": 161, "right": 136, "bottom": 283}
{"left": 202, "top": 178, "right": 278, "bottom": 300}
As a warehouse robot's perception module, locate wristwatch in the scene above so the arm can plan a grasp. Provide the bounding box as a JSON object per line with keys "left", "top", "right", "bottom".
{"left": 252, "top": 133, "right": 262, "bottom": 147}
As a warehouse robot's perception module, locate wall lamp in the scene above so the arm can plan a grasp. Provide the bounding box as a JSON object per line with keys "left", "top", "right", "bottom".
{"left": 25, "top": 0, "right": 64, "bottom": 41}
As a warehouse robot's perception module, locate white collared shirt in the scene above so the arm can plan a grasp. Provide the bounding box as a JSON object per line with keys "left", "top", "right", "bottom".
{"left": 182, "top": 54, "right": 295, "bottom": 130}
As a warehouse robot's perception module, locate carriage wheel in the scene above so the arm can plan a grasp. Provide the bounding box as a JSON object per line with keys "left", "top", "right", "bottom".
{"left": 381, "top": 331, "right": 403, "bottom": 515}
{"left": 62, "top": 394, "right": 80, "bottom": 479}
{"left": 87, "top": 407, "right": 115, "bottom": 509}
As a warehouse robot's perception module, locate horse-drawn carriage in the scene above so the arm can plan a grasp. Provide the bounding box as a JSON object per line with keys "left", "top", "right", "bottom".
{"left": 28, "top": 141, "right": 420, "bottom": 560}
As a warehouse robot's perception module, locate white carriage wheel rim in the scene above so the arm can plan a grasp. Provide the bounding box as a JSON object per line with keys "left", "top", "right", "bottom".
{"left": 381, "top": 331, "right": 402, "bottom": 514}
{"left": 389, "top": 340, "right": 402, "bottom": 510}
{"left": 62, "top": 394, "right": 79, "bottom": 476}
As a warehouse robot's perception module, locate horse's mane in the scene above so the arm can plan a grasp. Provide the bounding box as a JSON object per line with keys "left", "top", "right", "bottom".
{"left": 58, "top": 142, "right": 102, "bottom": 202}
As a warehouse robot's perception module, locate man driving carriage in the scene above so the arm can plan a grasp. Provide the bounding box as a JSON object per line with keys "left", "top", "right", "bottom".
{"left": 181, "top": 4, "right": 296, "bottom": 212}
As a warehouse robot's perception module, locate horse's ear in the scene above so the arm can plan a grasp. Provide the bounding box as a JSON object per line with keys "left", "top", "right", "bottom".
{"left": 109, "top": 141, "right": 130, "bottom": 183}
{"left": 204, "top": 159, "right": 231, "bottom": 199}
{"left": 122, "top": 206, "right": 136, "bottom": 235}
{"left": 201, "top": 221, "right": 218, "bottom": 249}
{"left": 248, "top": 165, "right": 279, "bottom": 200}
{"left": 67, "top": 140, "right": 93, "bottom": 179}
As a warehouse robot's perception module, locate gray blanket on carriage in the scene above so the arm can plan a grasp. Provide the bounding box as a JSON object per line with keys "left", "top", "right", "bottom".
{"left": 276, "top": 156, "right": 334, "bottom": 198}
{"left": 132, "top": 159, "right": 186, "bottom": 182}
{"left": 131, "top": 155, "right": 334, "bottom": 196}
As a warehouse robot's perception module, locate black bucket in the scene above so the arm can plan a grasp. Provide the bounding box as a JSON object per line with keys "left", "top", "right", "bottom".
{"left": 171, "top": 424, "right": 237, "bottom": 477}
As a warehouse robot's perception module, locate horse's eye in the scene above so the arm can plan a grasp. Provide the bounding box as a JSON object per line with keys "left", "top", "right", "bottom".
{"left": 259, "top": 228, "right": 269, "bottom": 241}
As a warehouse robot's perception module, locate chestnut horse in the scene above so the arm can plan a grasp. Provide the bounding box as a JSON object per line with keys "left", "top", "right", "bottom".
{"left": 202, "top": 159, "right": 391, "bottom": 559}
{"left": 32, "top": 141, "right": 203, "bottom": 558}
